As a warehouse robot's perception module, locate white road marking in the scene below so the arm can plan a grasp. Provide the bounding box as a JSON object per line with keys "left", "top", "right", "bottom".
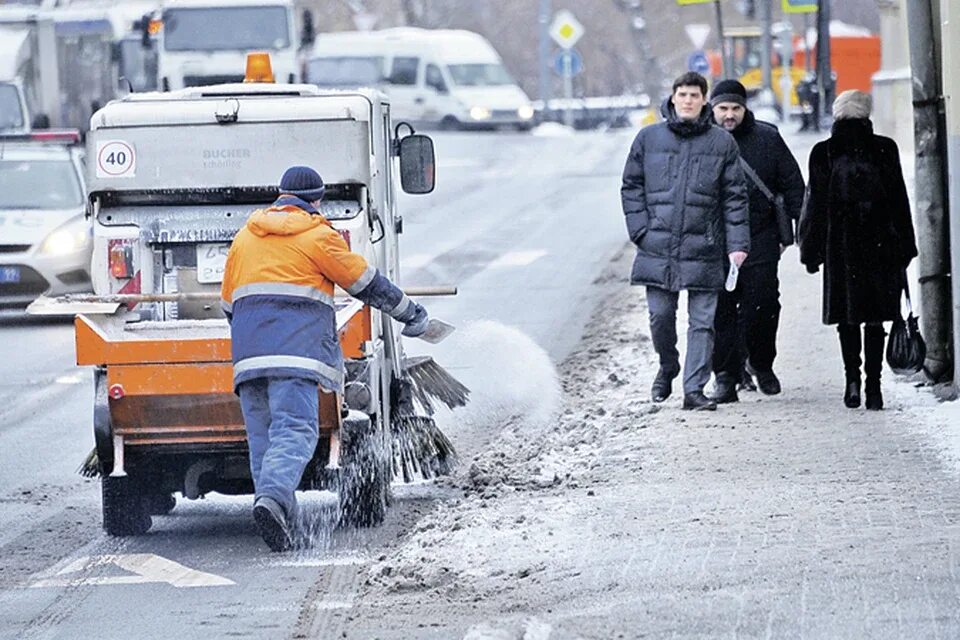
{"left": 275, "top": 556, "right": 368, "bottom": 568}
{"left": 489, "top": 250, "right": 548, "bottom": 269}
{"left": 30, "top": 553, "right": 234, "bottom": 589}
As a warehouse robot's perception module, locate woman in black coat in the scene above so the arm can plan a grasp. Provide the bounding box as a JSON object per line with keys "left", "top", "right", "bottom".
{"left": 799, "top": 90, "right": 917, "bottom": 411}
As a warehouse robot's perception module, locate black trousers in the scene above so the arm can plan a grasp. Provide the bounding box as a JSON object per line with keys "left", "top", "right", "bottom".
{"left": 712, "top": 261, "right": 781, "bottom": 377}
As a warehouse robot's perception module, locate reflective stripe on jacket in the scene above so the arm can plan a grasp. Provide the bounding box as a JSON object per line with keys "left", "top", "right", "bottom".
{"left": 220, "top": 195, "right": 419, "bottom": 392}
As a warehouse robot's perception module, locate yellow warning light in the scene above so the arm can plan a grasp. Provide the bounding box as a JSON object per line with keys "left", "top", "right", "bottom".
{"left": 244, "top": 52, "right": 275, "bottom": 83}
{"left": 147, "top": 19, "right": 162, "bottom": 35}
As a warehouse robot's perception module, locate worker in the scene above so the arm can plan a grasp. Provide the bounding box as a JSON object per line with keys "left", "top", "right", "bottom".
{"left": 220, "top": 166, "right": 430, "bottom": 552}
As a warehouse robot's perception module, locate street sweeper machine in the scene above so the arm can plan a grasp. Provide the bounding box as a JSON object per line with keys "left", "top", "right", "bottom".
{"left": 30, "top": 54, "right": 467, "bottom": 536}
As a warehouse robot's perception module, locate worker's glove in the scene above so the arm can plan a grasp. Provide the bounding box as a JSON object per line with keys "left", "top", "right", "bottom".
{"left": 805, "top": 263, "right": 819, "bottom": 274}
{"left": 401, "top": 304, "right": 429, "bottom": 338}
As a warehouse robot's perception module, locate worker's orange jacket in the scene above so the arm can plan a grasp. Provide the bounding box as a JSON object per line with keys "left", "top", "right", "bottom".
{"left": 220, "top": 195, "right": 421, "bottom": 392}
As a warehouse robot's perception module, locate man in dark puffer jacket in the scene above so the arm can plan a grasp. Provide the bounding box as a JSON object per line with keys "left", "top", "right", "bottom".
{"left": 709, "top": 80, "right": 805, "bottom": 403}
{"left": 621, "top": 72, "right": 750, "bottom": 411}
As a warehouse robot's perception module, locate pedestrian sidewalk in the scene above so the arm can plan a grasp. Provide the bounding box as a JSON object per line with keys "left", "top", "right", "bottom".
{"left": 338, "top": 233, "right": 960, "bottom": 638}
{"left": 335, "top": 129, "right": 960, "bottom": 639}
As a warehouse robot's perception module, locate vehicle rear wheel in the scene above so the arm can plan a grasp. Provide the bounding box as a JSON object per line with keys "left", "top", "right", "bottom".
{"left": 144, "top": 492, "right": 177, "bottom": 516}
{"left": 102, "top": 476, "right": 152, "bottom": 536}
{"left": 338, "top": 411, "right": 389, "bottom": 528}
{"left": 439, "top": 116, "right": 461, "bottom": 131}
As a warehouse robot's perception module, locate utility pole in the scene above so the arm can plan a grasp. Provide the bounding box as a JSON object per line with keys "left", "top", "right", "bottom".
{"left": 816, "top": 0, "right": 833, "bottom": 118}
{"left": 905, "top": 0, "right": 953, "bottom": 383}
{"left": 760, "top": 0, "right": 773, "bottom": 93}
{"left": 539, "top": 0, "right": 552, "bottom": 117}
{"left": 941, "top": 0, "right": 960, "bottom": 390}
{"left": 714, "top": 0, "right": 730, "bottom": 79}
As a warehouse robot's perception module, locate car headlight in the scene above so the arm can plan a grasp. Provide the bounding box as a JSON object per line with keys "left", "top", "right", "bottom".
{"left": 40, "top": 219, "right": 91, "bottom": 256}
{"left": 469, "top": 106, "right": 492, "bottom": 121}
{"left": 518, "top": 105, "right": 535, "bottom": 120}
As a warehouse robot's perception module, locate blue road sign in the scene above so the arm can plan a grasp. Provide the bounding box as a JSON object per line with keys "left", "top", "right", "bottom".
{"left": 687, "top": 50, "right": 710, "bottom": 75}
{"left": 553, "top": 48, "right": 584, "bottom": 77}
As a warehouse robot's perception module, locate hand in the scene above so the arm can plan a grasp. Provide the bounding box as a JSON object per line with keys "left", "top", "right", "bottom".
{"left": 805, "top": 263, "right": 819, "bottom": 274}
{"left": 401, "top": 304, "right": 429, "bottom": 338}
{"left": 728, "top": 251, "right": 748, "bottom": 268}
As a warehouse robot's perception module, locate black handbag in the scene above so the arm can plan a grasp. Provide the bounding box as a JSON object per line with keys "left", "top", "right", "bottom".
{"left": 886, "top": 275, "right": 926, "bottom": 374}
{"left": 739, "top": 158, "right": 795, "bottom": 245}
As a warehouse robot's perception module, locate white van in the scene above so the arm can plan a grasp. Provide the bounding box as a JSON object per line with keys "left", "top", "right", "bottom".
{"left": 306, "top": 28, "right": 535, "bottom": 131}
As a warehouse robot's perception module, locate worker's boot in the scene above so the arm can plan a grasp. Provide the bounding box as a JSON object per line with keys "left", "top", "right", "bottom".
{"left": 253, "top": 496, "right": 292, "bottom": 552}
{"left": 864, "top": 324, "right": 886, "bottom": 411}
{"left": 837, "top": 324, "right": 862, "bottom": 409}
{"left": 710, "top": 372, "right": 739, "bottom": 404}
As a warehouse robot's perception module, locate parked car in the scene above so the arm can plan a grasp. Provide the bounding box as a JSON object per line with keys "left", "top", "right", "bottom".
{"left": 0, "top": 131, "right": 92, "bottom": 308}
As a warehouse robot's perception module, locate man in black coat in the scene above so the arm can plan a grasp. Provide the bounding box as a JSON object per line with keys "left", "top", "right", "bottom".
{"left": 708, "top": 80, "right": 805, "bottom": 403}
{"left": 621, "top": 72, "right": 750, "bottom": 411}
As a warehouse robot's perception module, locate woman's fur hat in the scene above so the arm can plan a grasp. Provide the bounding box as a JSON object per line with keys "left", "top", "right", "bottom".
{"left": 833, "top": 90, "right": 873, "bottom": 120}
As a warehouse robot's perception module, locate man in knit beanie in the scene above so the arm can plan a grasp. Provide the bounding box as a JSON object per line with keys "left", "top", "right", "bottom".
{"left": 708, "top": 80, "right": 805, "bottom": 403}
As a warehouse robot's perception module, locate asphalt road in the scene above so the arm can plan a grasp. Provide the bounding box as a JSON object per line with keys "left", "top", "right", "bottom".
{"left": 0, "top": 128, "right": 632, "bottom": 640}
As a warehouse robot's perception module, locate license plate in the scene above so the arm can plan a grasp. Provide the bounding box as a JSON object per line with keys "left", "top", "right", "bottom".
{"left": 196, "top": 243, "right": 230, "bottom": 284}
{"left": 0, "top": 266, "right": 20, "bottom": 283}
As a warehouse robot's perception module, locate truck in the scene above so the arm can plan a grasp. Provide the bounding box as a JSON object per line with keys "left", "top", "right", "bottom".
{"left": 51, "top": 54, "right": 451, "bottom": 536}
{"left": 0, "top": 4, "right": 120, "bottom": 134}
{"left": 0, "top": 7, "right": 61, "bottom": 132}
{"left": 306, "top": 28, "right": 535, "bottom": 131}
{"left": 153, "top": 0, "right": 305, "bottom": 90}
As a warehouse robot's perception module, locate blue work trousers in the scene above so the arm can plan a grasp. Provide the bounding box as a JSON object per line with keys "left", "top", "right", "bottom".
{"left": 238, "top": 377, "right": 319, "bottom": 518}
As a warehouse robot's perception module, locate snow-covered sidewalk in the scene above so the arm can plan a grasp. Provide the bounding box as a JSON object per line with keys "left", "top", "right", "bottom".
{"left": 321, "top": 129, "right": 960, "bottom": 639}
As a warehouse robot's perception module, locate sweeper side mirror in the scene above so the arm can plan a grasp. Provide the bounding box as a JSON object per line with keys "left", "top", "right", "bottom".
{"left": 398, "top": 134, "right": 436, "bottom": 195}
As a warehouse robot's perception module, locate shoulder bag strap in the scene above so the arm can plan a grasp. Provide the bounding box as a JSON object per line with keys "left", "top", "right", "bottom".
{"left": 903, "top": 269, "right": 913, "bottom": 316}
{"left": 738, "top": 157, "right": 777, "bottom": 204}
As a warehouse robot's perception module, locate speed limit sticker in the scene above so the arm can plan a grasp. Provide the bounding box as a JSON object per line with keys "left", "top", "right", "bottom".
{"left": 96, "top": 140, "right": 136, "bottom": 178}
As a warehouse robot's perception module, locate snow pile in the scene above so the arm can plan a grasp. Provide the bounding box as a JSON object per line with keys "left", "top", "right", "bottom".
{"left": 362, "top": 280, "right": 662, "bottom": 597}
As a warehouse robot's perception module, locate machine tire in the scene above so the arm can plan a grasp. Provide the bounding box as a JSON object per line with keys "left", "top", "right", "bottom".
{"left": 439, "top": 116, "right": 461, "bottom": 131}
{"left": 102, "top": 476, "right": 152, "bottom": 536}
{"left": 338, "top": 411, "right": 389, "bottom": 528}
{"left": 144, "top": 492, "right": 177, "bottom": 516}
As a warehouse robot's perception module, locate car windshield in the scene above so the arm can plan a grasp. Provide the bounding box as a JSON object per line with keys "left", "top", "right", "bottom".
{"left": 0, "top": 160, "right": 83, "bottom": 209}
{"left": 163, "top": 6, "right": 290, "bottom": 52}
{"left": 447, "top": 63, "right": 514, "bottom": 87}
{"left": 0, "top": 84, "right": 25, "bottom": 131}
{"left": 308, "top": 57, "right": 384, "bottom": 87}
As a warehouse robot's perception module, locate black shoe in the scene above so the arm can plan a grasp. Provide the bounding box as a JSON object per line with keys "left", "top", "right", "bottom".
{"left": 754, "top": 369, "right": 781, "bottom": 396}
{"left": 710, "top": 373, "right": 739, "bottom": 404}
{"left": 844, "top": 380, "right": 861, "bottom": 408}
{"left": 865, "top": 381, "right": 883, "bottom": 411}
{"left": 651, "top": 369, "right": 675, "bottom": 403}
{"left": 253, "top": 496, "right": 292, "bottom": 552}
{"left": 738, "top": 367, "right": 757, "bottom": 392}
{"left": 682, "top": 392, "right": 717, "bottom": 411}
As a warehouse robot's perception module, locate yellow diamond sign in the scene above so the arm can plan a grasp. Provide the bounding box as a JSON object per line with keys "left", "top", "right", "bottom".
{"left": 549, "top": 10, "right": 584, "bottom": 49}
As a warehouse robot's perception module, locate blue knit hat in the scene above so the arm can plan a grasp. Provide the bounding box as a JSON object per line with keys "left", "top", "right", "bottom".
{"left": 279, "top": 165, "right": 326, "bottom": 202}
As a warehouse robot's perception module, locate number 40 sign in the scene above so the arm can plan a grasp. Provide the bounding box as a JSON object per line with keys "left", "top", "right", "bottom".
{"left": 96, "top": 140, "right": 137, "bottom": 179}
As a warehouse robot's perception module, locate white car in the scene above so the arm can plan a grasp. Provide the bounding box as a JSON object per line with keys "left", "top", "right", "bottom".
{"left": 0, "top": 133, "right": 91, "bottom": 308}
